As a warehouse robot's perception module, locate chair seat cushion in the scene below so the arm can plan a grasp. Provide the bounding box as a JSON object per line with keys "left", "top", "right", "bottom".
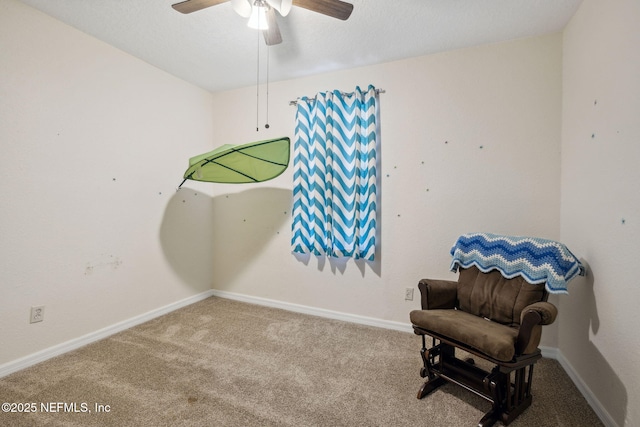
{"left": 410, "top": 309, "right": 519, "bottom": 361}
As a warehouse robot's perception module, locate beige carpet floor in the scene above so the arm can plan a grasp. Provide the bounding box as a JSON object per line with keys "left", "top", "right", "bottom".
{"left": 0, "top": 297, "right": 603, "bottom": 426}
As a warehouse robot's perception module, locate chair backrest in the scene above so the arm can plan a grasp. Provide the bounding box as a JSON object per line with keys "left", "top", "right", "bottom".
{"left": 457, "top": 266, "right": 547, "bottom": 327}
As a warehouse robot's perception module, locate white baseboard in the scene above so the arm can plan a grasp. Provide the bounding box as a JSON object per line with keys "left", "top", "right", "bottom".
{"left": 0, "top": 290, "right": 216, "bottom": 379}
{"left": 539, "top": 345, "right": 559, "bottom": 359}
{"left": 552, "top": 349, "right": 618, "bottom": 427}
{"left": 538, "top": 347, "right": 616, "bottom": 426}
{"left": 209, "top": 289, "right": 415, "bottom": 333}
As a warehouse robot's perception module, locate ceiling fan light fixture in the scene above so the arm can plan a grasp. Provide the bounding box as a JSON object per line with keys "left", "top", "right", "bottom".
{"left": 247, "top": 1, "right": 269, "bottom": 30}
{"left": 266, "top": 0, "right": 292, "bottom": 16}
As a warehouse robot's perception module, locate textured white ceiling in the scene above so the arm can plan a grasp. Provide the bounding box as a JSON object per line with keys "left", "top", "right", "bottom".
{"left": 18, "top": 0, "right": 583, "bottom": 93}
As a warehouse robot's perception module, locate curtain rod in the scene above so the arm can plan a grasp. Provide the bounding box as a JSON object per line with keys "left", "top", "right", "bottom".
{"left": 289, "top": 88, "right": 385, "bottom": 106}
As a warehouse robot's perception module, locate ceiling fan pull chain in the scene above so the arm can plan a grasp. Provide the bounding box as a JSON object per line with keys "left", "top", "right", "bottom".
{"left": 256, "top": 23, "right": 260, "bottom": 132}
{"left": 265, "top": 45, "right": 270, "bottom": 129}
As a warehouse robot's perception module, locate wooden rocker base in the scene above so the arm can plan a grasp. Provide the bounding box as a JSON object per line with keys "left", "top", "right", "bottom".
{"left": 415, "top": 333, "right": 539, "bottom": 427}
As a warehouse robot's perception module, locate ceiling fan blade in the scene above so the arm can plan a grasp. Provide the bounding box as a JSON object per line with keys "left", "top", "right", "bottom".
{"left": 172, "top": 0, "right": 229, "bottom": 14}
{"left": 263, "top": 8, "right": 283, "bottom": 46}
{"left": 292, "top": 0, "right": 353, "bottom": 20}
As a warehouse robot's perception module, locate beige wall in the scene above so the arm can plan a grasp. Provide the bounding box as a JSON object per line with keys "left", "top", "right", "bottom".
{"left": 560, "top": 0, "right": 640, "bottom": 426}
{"left": 207, "top": 34, "right": 563, "bottom": 336}
{"left": 0, "top": 0, "right": 216, "bottom": 365}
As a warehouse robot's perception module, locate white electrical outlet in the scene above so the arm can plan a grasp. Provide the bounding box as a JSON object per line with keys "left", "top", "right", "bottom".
{"left": 405, "top": 288, "right": 414, "bottom": 301}
{"left": 30, "top": 306, "right": 45, "bottom": 323}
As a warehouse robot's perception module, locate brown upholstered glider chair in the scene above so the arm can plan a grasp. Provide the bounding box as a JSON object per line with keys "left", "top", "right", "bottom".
{"left": 409, "top": 265, "right": 558, "bottom": 426}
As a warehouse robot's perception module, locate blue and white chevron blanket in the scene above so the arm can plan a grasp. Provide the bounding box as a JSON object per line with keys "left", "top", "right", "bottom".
{"left": 450, "top": 233, "right": 585, "bottom": 294}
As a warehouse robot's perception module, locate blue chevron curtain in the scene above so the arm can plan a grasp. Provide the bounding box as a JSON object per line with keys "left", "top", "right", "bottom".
{"left": 292, "top": 85, "right": 378, "bottom": 261}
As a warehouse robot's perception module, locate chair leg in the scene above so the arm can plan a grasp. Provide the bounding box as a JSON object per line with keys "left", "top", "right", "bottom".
{"left": 418, "top": 335, "right": 431, "bottom": 377}
{"left": 478, "top": 408, "right": 500, "bottom": 427}
{"left": 479, "top": 368, "right": 504, "bottom": 427}
{"left": 416, "top": 335, "right": 449, "bottom": 399}
{"left": 499, "top": 364, "right": 535, "bottom": 425}
{"left": 417, "top": 376, "right": 446, "bottom": 399}
{"left": 481, "top": 363, "right": 536, "bottom": 426}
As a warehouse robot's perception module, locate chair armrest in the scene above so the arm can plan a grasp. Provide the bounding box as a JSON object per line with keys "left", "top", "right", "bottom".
{"left": 515, "top": 302, "right": 558, "bottom": 355}
{"left": 417, "top": 279, "right": 458, "bottom": 310}
{"left": 521, "top": 301, "right": 558, "bottom": 326}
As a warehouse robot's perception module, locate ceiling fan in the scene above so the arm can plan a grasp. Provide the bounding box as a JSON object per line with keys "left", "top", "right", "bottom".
{"left": 171, "top": 0, "right": 354, "bottom": 46}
